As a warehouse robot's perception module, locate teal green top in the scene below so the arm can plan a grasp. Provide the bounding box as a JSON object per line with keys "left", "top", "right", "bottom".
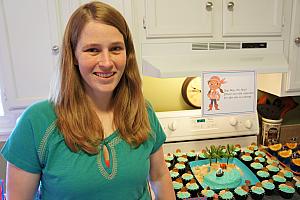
{"left": 284, "top": 171, "right": 293, "bottom": 178}
{"left": 234, "top": 187, "right": 248, "bottom": 196}
{"left": 219, "top": 190, "right": 233, "bottom": 199}
{"left": 176, "top": 191, "right": 191, "bottom": 199}
{"left": 262, "top": 180, "right": 275, "bottom": 190}
{"left": 241, "top": 155, "right": 252, "bottom": 161}
{"left": 255, "top": 151, "right": 266, "bottom": 157}
{"left": 296, "top": 182, "right": 300, "bottom": 188}
{"left": 172, "top": 181, "right": 183, "bottom": 190}
{"left": 257, "top": 170, "right": 270, "bottom": 178}
{"left": 273, "top": 175, "right": 286, "bottom": 183}
{"left": 201, "top": 189, "right": 215, "bottom": 197}
{"left": 266, "top": 165, "right": 280, "bottom": 172}
{"left": 1, "top": 100, "right": 166, "bottom": 200}
{"left": 250, "top": 162, "right": 263, "bottom": 170}
{"left": 278, "top": 184, "right": 295, "bottom": 193}
{"left": 177, "top": 156, "right": 188, "bottom": 163}
{"left": 251, "top": 186, "right": 265, "bottom": 195}
{"left": 254, "top": 157, "right": 266, "bottom": 163}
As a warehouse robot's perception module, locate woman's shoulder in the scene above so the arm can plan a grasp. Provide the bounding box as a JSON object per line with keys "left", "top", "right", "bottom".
{"left": 21, "top": 99, "right": 56, "bottom": 122}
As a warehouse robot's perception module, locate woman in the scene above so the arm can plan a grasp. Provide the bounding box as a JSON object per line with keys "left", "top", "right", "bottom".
{"left": 1, "top": 2, "right": 175, "bottom": 199}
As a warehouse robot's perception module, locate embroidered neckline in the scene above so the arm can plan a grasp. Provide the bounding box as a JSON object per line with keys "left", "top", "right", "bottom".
{"left": 97, "top": 135, "right": 121, "bottom": 180}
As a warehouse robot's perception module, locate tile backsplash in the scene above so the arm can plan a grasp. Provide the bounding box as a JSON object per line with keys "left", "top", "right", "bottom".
{"left": 0, "top": 142, "right": 6, "bottom": 188}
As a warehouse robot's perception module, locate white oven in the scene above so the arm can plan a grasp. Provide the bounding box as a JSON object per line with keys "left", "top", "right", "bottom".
{"left": 157, "top": 109, "right": 259, "bottom": 153}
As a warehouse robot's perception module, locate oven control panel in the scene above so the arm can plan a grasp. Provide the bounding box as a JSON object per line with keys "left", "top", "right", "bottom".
{"left": 156, "top": 110, "right": 259, "bottom": 142}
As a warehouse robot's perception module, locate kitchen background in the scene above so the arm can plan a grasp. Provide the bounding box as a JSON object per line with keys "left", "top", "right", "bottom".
{"left": 1, "top": 0, "right": 300, "bottom": 191}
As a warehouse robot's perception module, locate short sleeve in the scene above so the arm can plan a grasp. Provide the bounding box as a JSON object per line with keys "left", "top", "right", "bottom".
{"left": 1, "top": 108, "right": 42, "bottom": 174}
{"left": 147, "top": 103, "right": 166, "bottom": 154}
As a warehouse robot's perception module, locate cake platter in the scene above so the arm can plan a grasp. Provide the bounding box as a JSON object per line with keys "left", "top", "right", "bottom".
{"left": 189, "top": 158, "right": 259, "bottom": 191}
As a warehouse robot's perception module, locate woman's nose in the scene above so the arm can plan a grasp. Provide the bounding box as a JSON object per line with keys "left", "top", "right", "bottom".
{"left": 98, "top": 50, "right": 113, "bottom": 67}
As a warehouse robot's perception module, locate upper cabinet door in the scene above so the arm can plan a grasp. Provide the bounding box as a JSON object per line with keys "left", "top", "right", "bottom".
{"left": 222, "top": 0, "right": 283, "bottom": 36}
{"left": 0, "top": 0, "right": 60, "bottom": 110}
{"left": 144, "top": 0, "right": 214, "bottom": 38}
{"left": 286, "top": 0, "right": 300, "bottom": 92}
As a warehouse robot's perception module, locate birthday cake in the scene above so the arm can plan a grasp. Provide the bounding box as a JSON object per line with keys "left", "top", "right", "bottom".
{"left": 193, "top": 162, "right": 242, "bottom": 190}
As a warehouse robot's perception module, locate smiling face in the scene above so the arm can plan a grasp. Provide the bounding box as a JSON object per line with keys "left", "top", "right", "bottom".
{"left": 208, "top": 79, "right": 220, "bottom": 91}
{"left": 75, "top": 21, "right": 126, "bottom": 100}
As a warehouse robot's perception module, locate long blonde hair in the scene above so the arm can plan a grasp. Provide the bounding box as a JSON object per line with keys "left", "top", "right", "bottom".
{"left": 49, "top": 1, "right": 150, "bottom": 154}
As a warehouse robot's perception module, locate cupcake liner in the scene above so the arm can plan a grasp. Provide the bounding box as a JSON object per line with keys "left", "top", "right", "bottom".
{"left": 263, "top": 187, "right": 274, "bottom": 196}
{"left": 233, "top": 193, "right": 248, "bottom": 200}
{"left": 284, "top": 176, "right": 293, "bottom": 182}
{"left": 279, "top": 190, "right": 294, "bottom": 199}
{"left": 187, "top": 188, "right": 199, "bottom": 197}
{"left": 250, "top": 191, "right": 264, "bottom": 200}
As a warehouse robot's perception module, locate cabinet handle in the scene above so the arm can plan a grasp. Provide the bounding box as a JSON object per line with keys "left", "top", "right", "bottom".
{"left": 206, "top": 2, "right": 213, "bottom": 11}
{"left": 227, "top": 2, "right": 234, "bottom": 11}
{"left": 295, "top": 37, "right": 300, "bottom": 45}
{"left": 51, "top": 45, "right": 60, "bottom": 55}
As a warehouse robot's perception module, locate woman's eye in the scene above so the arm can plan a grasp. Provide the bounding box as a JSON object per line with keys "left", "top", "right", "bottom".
{"left": 86, "top": 48, "right": 99, "bottom": 53}
{"left": 111, "top": 46, "right": 123, "bottom": 52}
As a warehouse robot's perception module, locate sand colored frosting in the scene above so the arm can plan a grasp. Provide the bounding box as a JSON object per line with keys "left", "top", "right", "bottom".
{"left": 165, "top": 162, "right": 171, "bottom": 168}
{"left": 279, "top": 184, "right": 295, "bottom": 193}
{"left": 296, "top": 182, "right": 300, "bottom": 188}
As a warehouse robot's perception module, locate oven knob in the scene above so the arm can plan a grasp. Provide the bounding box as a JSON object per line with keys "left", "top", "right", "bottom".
{"left": 229, "top": 117, "right": 238, "bottom": 126}
{"left": 244, "top": 120, "right": 252, "bottom": 129}
{"left": 168, "top": 122, "right": 177, "bottom": 131}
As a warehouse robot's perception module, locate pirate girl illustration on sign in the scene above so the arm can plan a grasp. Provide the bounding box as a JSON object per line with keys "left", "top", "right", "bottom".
{"left": 207, "top": 75, "right": 226, "bottom": 111}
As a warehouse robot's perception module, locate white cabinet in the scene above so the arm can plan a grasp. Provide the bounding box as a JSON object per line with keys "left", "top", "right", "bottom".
{"left": 143, "top": 0, "right": 283, "bottom": 38}
{"left": 0, "top": 0, "right": 61, "bottom": 110}
{"left": 222, "top": 0, "right": 283, "bottom": 36}
{"left": 0, "top": 0, "right": 133, "bottom": 111}
{"left": 258, "top": 0, "right": 300, "bottom": 96}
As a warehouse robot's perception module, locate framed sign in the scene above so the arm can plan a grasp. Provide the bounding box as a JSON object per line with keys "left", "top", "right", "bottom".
{"left": 202, "top": 71, "right": 256, "bottom": 116}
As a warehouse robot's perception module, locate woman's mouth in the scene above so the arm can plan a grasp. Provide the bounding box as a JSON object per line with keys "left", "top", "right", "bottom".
{"left": 93, "top": 72, "right": 115, "bottom": 78}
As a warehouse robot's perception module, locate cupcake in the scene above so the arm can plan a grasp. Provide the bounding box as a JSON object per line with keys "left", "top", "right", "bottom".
{"left": 254, "top": 156, "right": 266, "bottom": 166}
{"left": 283, "top": 169, "right": 294, "bottom": 182}
{"left": 177, "top": 155, "right": 188, "bottom": 165}
{"left": 295, "top": 181, "right": 300, "bottom": 194}
{"left": 174, "top": 162, "right": 186, "bottom": 175}
{"left": 176, "top": 187, "right": 191, "bottom": 199}
{"left": 256, "top": 169, "right": 270, "bottom": 181}
{"left": 250, "top": 142, "right": 259, "bottom": 151}
{"left": 272, "top": 173, "right": 286, "bottom": 188}
{"left": 198, "top": 149, "right": 207, "bottom": 160}
{"left": 186, "top": 150, "right": 197, "bottom": 161}
{"left": 266, "top": 163, "right": 280, "bottom": 176}
{"left": 261, "top": 179, "right": 275, "bottom": 196}
{"left": 278, "top": 149, "right": 292, "bottom": 164}
{"left": 233, "top": 185, "right": 249, "bottom": 200}
{"left": 250, "top": 182, "right": 265, "bottom": 200}
{"left": 290, "top": 158, "right": 300, "bottom": 172}
{"left": 164, "top": 153, "right": 174, "bottom": 166}
{"left": 278, "top": 182, "right": 295, "bottom": 199}
{"left": 181, "top": 171, "right": 194, "bottom": 185}
{"left": 201, "top": 187, "right": 215, "bottom": 200}
{"left": 267, "top": 156, "right": 280, "bottom": 166}
{"left": 172, "top": 178, "right": 183, "bottom": 193}
{"left": 243, "top": 147, "right": 254, "bottom": 157}
{"left": 185, "top": 179, "right": 199, "bottom": 197}
{"left": 234, "top": 144, "right": 242, "bottom": 157}
{"left": 165, "top": 161, "right": 172, "bottom": 170}
{"left": 219, "top": 189, "right": 234, "bottom": 200}
{"left": 254, "top": 149, "right": 266, "bottom": 158}
{"left": 240, "top": 153, "right": 253, "bottom": 166}
{"left": 250, "top": 160, "right": 264, "bottom": 173}
{"left": 268, "top": 143, "right": 282, "bottom": 156}
{"left": 169, "top": 168, "right": 180, "bottom": 181}
{"left": 174, "top": 149, "right": 185, "bottom": 161}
